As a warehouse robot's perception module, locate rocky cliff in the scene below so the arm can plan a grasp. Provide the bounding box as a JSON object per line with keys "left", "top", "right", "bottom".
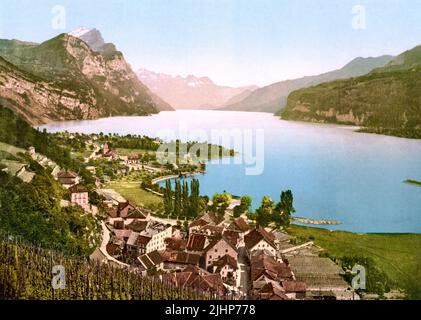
{"left": 0, "top": 32, "right": 172, "bottom": 125}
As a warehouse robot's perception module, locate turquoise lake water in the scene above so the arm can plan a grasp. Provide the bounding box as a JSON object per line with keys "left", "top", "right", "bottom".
{"left": 41, "top": 110, "right": 421, "bottom": 233}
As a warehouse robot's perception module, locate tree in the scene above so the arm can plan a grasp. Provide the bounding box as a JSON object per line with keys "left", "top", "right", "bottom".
{"left": 181, "top": 180, "right": 189, "bottom": 219}
{"left": 274, "top": 190, "right": 295, "bottom": 228}
{"left": 233, "top": 195, "right": 252, "bottom": 217}
{"left": 211, "top": 192, "right": 232, "bottom": 218}
{"left": 256, "top": 196, "right": 274, "bottom": 227}
{"left": 173, "top": 180, "right": 182, "bottom": 219}
{"left": 163, "top": 180, "right": 173, "bottom": 216}
{"left": 189, "top": 179, "right": 200, "bottom": 218}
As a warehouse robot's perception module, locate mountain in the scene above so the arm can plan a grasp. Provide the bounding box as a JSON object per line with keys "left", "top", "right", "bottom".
{"left": 0, "top": 29, "right": 171, "bottom": 125}
{"left": 280, "top": 46, "right": 421, "bottom": 138}
{"left": 137, "top": 68, "right": 258, "bottom": 109}
{"left": 220, "top": 55, "right": 394, "bottom": 113}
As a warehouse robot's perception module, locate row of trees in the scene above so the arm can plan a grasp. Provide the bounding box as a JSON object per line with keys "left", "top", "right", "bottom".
{"left": 163, "top": 179, "right": 205, "bottom": 219}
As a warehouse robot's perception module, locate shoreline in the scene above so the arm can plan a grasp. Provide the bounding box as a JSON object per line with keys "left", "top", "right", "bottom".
{"left": 151, "top": 171, "right": 206, "bottom": 185}
{"left": 292, "top": 216, "right": 342, "bottom": 226}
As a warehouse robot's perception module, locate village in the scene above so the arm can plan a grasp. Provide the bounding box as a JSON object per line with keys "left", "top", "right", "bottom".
{"left": 3, "top": 134, "right": 358, "bottom": 301}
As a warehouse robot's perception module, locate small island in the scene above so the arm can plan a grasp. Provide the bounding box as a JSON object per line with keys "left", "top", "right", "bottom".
{"left": 404, "top": 179, "right": 421, "bottom": 187}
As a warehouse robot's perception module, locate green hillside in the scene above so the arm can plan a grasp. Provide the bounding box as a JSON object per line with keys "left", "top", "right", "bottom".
{"left": 280, "top": 46, "right": 421, "bottom": 139}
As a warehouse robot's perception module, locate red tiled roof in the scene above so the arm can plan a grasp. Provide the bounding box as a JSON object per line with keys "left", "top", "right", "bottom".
{"left": 113, "top": 229, "right": 132, "bottom": 240}
{"left": 211, "top": 254, "right": 238, "bottom": 272}
{"left": 250, "top": 253, "right": 294, "bottom": 282}
{"left": 198, "top": 224, "right": 224, "bottom": 235}
{"left": 257, "top": 283, "right": 290, "bottom": 300}
{"left": 126, "top": 220, "right": 148, "bottom": 232}
{"left": 57, "top": 177, "right": 77, "bottom": 185}
{"left": 117, "top": 201, "right": 136, "bottom": 212}
{"left": 165, "top": 237, "right": 187, "bottom": 251}
{"left": 222, "top": 230, "right": 240, "bottom": 247}
{"left": 126, "top": 208, "right": 147, "bottom": 219}
{"left": 69, "top": 184, "right": 88, "bottom": 193}
{"left": 57, "top": 171, "right": 78, "bottom": 178}
{"left": 282, "top": 280, "right": 306, "bottom": 293}
{"left": 186, "top": 234, "right": 207, "bottom": 252}
{"left": 106, "top": 243, "right": 120, "bottom": 256}
{"left": 160, "top": 250, "right": 200, "bottom": 265}
{"left": 203, "top": 235, "right": 237, "bottom": 254}
{"left": 245, "top": 226, "right": 276, "bottom": 250}
{"left": 229, "top": 217, "right": 250, "bottom": 232}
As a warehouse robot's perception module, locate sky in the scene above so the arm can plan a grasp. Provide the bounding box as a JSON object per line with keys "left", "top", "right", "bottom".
{"left": 1, "top": 0, "right": 421, "bottom": 87}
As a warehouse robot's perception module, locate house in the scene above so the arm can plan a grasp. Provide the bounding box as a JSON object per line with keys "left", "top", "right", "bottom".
{"left": 250, "top": 252, "right": 294, "bottom": 290}
{"left": 117, "top": 201, "right": 137, "bottom": 218}
{"left": 196, "top": 224, "right": 224, "bottom": 238}
{"left": 202, "top": 235, "right": 238, "bottom": 269}
{"left": 245, "top": 226, "right": 278, "bottom": 258}
{"left": 159, "top": 250, "right": 201, "bottom": 271}
{"left": 126, "top": 207, "right": 151, "bottom": 220}
{"left": 165, "top": 237, "right": 187, "bottom": 251}
{"left": 126, "top": 232, "right": 152, "bottom": 258}
{"left": 126, "top": 220, "right": 148, "bottom": 233}
{"left": 112, "top": 229, "right": 133, "bottom": 242}
{"left": 126, "top": 154, "right": 140, "bottom": 165}
{"left": 113, "top": 218, "right": 125, "bottom": 230}
{"left": 137, "top": 250, "right": 164, "bottom": 271}
{"left": 186, "top": 233, "right": 208, "bottom": 254}
{"left": 57, "top": 170, "right": 80, "bottom": 188}
{"left": 222, "top": 230, "right": 241, "bottom": 248}
{"left": 141, "top": 221, "right": 177, "bottom": 253}
{"left": 69, "top": 184, "right": 89, "bottom": 211}
{"left": 188, "top": 212, "right": 223, "bottom": 234}
{"left": 254, "top": 282, "right": 290, "bottom": 300}
{"left": 210, "top": 254, "right": 238, "bottom": 285}
{"left": 282, "top": 280, "right": 306, "bottom": 299}
{"left": 28, "top": 146, "right": 36, "bottom": 160}
{"left": 227, "top": 217, "right": 250, "bottom": 234}
{"left": 160, "top": 266, "right": 227, "bottom": 297}
{"left": 102, "top": 143, "right": 119, "bottom": 160}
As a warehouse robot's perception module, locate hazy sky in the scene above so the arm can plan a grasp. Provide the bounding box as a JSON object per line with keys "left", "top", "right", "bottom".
{"left": 1, "top": 0, "right": 421, "bottom": 87}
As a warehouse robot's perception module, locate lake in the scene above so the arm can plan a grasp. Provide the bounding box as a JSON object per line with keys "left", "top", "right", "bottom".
{"left": 41, "top": 110, "right": 421, "bottom": 233}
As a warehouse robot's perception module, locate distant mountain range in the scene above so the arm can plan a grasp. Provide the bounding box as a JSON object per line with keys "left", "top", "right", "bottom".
{"left": 219, "top": 55, "right": 394, "bottom": 113}
{"left": 137, "top": 68, "right": 258, "bottom": 109}
{"left": 0, "top": 28, "right": 171, "bottom": 125}
{"left": 280, "top": 45, "right": 421, "bottom": 138}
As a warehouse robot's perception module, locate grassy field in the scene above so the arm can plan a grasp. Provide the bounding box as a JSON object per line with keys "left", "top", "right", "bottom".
{"left": 106, "top": 171, "right": 163, "bottom": 210}
{"left": 116, "top": 148, "right": 153, "bottom": 156}
{"left": 0, "top": 142, "right": 26, "bottom": 157}
{"left": 288, "top": 225, "right": 421, "bottom": 298}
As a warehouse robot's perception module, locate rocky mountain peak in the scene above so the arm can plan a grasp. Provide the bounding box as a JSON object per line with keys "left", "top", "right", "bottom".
{"left": 68, "top": 27, "right": 117, "bottom": 55}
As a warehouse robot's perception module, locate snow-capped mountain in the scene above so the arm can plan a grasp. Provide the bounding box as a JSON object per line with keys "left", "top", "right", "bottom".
{"left": 68, "top": 27, "right": 117, "bottom": 55}
{"left": 137, "top": 68, "right": 258, "bottom": 109}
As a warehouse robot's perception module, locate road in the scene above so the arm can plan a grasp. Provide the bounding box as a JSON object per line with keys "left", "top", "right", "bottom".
{"left": 237, "top": 246, "right": 250, "bottom": 298}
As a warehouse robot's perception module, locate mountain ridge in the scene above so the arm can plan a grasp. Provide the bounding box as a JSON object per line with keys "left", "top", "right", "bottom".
{"left": 280, "top": 46, "right": 421, "bottom": 138}
{"left": 137, "top": 68, "right": 258, "bottom": 109}
{"left": 219, "top": 55, "right": 394, "bottom": 113}
{"left": 0, "top": 29, "right": 172, "bottom": 125}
